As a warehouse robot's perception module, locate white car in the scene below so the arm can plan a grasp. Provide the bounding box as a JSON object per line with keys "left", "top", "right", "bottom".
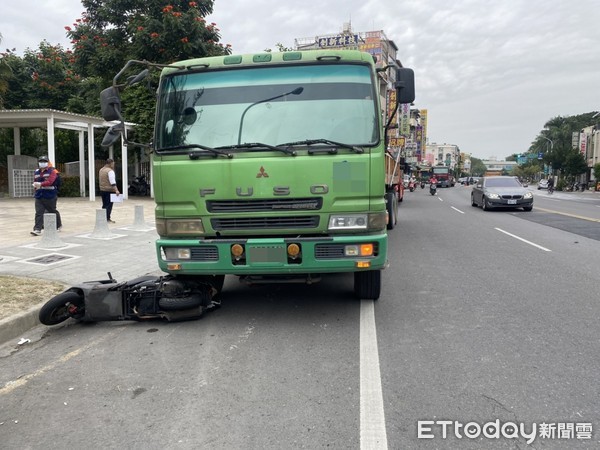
{"left": 537, "top": 179, "right": 549, "bottom": 190}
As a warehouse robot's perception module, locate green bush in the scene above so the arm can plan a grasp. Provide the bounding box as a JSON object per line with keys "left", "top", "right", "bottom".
{"left": 58, "top": 176, "right": 83, "bottom": 197}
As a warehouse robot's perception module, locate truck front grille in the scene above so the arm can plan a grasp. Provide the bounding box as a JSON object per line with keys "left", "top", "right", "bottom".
{"left": 207, "top": 197, "right": 322, "bottom": 213}
{"left": 211, "top": 216, "right": 319, "bottom": 230}
{"left": 190, "top": 247, "right": 219, "bottom": 261}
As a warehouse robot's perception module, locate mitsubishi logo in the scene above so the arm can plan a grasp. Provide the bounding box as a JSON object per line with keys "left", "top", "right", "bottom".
{"left": 256, "top": 166, "right": 269, "bottom": 178}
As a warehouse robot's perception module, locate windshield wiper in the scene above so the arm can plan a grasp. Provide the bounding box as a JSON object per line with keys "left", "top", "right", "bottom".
{"left": 217, "top": 142, "right": 297, "bottom": 156}
{"left": 157, "top": 144, "right": 233, "bottom": 158}
{"left": 279, "top": 139, "right": 364, "bottom": 154}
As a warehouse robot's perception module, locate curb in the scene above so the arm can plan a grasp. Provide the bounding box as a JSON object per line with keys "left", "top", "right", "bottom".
{"left": 0, "top": 302, "right": 44, "bottom": 345}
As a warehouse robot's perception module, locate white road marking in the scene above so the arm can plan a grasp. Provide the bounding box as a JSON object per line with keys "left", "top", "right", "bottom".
{"left": 0, "top": 331, "right": 118, "bottom": 396}
{"left": 451, "top": 206, "right": 465, "bottom": 214}
{"left": 360, "top": 300, "right": 388, "bottom": 449}
{"left": 495, "top": 228, "right": 551, "bottom": 252}
{"left": 438, "top": 197, "right": 443, "bottom": 202}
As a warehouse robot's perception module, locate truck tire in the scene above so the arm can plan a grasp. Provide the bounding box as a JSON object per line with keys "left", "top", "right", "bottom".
{"left": 385, "top": 191, "right": 397, "bottom": 230}
{"left": 354, "top": 270, "right": 381, "bottom": 300}
{"left": 195, "top": 275, "right": 225, "bottom": 293}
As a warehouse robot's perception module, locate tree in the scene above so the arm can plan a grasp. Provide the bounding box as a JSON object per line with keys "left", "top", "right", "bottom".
{"left": 563, "top": 151, "right": 588, "bottom": 179}
{"left": 0, "top": 33, "right": 14, "bottom": 108}
{"left": 65, "top": 0, "right": 231, "bottom": 142}
{"left": 68, "top": 0, "right": 229, "bottom": 81}
{"left": 530, "top": 112, "right": 598, "bottom": 178}
{"left": 469, "top": 157, "right": 487, "bottom": 176}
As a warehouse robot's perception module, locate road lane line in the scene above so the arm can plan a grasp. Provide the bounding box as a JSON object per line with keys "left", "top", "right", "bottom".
{"left": 534, "top": 207, "right": 600, "bottom": 222}
{"left": 360, "top": 300, "right": 388, "bottom": 449}
{"left": 495, "top": 228, "right": 551, "bottom": 252}
{"left": 0, "top": 330, "right": 117, "bottom": 396}
{"left": 451, "top": 206, "right": 465, "bottom": 214}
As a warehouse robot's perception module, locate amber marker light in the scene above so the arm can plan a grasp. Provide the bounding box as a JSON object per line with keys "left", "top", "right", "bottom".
{"left": 287, "top": 243, "right": 300, "bottom": 257}
{"left": 167, "top": 263, "right": 182, "bottom": 270}
{"left": 356, "top": 261, "right": 371, "bottom": 268}
{"left": 231, "top": 244, "right": 244, "bottom": 257}
{"left": 360, "top": 243, "right": 374, "bottom": 256}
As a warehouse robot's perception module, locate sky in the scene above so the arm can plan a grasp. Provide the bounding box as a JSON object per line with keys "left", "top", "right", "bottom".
{"left": 2, "top": 0, "right": 599, "bottom": 160}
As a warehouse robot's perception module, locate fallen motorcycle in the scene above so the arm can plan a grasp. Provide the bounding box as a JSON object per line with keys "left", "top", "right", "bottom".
{"left": 39, "top": 273, "right": 220, "bottom": 326}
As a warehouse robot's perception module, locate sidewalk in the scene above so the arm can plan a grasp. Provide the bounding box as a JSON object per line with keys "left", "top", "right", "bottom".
{"left": 0, "top": 196, "right": 163, "bottom": 344}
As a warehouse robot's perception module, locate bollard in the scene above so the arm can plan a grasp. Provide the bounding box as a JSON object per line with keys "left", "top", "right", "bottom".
{"left": 90, "top": 209, "right": 115, "bottom": 238}
{"left": 129, "top": 204, "right": 154, "bottom": 231}
{"left": 35, "top": 213, "right": 66, "bottom": 249}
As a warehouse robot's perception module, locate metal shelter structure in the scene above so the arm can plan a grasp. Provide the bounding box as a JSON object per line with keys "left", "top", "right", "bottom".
{"left": 0, "top": 109, "right": 136, "bottom": 200}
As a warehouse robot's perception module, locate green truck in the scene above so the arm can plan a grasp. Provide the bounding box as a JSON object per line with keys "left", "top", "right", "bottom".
{"left": 101, "top": 50, "right": 414, "bottom": 300}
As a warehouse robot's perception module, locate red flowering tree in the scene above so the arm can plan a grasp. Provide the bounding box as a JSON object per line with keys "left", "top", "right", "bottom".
{"left": 67, "top": 0, "right": 230, "bottom": 80}
{"left": 63, "top": 0, "right": 230, "bottom": 141}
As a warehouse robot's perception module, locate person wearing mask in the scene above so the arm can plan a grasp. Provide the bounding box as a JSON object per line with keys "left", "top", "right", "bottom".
{"left": 31, "top": 155, "right": 62, "bottom": 236}
{"left": 99, "top": 158, "right": 120, "bottom": 223}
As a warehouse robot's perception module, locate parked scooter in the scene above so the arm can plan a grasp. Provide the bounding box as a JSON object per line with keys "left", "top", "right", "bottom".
{"left": 429, "top": 183, "right": 437, "bottom": 195}
{"left": 39, "top": 273, "right": 220, "bottom": 326}
{"left": 128, "top": 174, "right": 150, "bottom": 196}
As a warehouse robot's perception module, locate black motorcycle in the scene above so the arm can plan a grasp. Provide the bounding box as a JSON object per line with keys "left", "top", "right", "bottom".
{"left": 128, "top": 174, "right": 150, "bottom": 196}
{"left": 39, "top": 273, "right": 220, "bottom": 326}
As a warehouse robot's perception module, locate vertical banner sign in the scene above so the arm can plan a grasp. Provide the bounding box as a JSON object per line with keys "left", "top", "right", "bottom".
{"left": 419, "top": 109, "right": 428, "bottom": 161}
{"left": 579, "top": 132, "right": 587, "bottom": 156}
{"left": 386, "top": 89, "right": 399, "bottom": 151}
{"left": 572, "top": 132, "right": 579, "bottom": 150}
{"left": 416, "top": 126, "right": 423, "bottom": 156}
{"left": 400, "top": 104, "right": 410, "bottom": 136}
{"left": 387, "top": 89, "right": 397, "bottom": 123}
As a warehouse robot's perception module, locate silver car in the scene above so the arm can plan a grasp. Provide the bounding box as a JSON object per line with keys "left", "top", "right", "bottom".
{"left": 471, "top": 176, "right": 533, "bottom": 211}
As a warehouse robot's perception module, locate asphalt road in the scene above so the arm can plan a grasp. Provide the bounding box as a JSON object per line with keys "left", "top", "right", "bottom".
{"left": 1, "top": 187, "right": 599, "bottom": 449}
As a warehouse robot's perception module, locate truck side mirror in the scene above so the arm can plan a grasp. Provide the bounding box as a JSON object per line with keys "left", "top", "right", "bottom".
{"left": 100, "top": 87, "right": 123, "bottom": 122}
{"left": 395, "top": 68, "right": 415, "bottom": 105}
{"left": 101, "top": 123, "right": 124, "bottom": 148}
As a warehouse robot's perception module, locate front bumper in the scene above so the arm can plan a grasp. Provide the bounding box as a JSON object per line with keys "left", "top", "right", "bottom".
{"left": 156, "top": 234, "right": 388, "bottom": 275}
{"left": 486, "top": 197, "right": 533, "bottom": 208}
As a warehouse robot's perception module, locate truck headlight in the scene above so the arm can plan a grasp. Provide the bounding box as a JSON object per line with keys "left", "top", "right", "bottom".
{"left": 328, "top": 213, "right": 386, "bottom": 231}
{"left": 162, "top": 247, "right": 191, "bottom": 260}
{"left": 156, "top": 218, "right": 204, "bottom": 237}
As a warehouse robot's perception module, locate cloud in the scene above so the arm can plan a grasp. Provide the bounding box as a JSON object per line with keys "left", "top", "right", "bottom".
{"left": 2, "top": 0, "right": 599, "bottom": 159}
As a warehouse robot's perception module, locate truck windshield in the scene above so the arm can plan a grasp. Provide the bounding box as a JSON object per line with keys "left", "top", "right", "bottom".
{"left": 155, "top": 64, "right": 378, "bottom": 152}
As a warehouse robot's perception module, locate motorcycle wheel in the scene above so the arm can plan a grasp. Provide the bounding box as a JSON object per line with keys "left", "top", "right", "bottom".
{"left": 159, "top": 295, "right": 204, "bottom": 311}
{"left": 39, "top": 291, "right": 85, "bottom": 325}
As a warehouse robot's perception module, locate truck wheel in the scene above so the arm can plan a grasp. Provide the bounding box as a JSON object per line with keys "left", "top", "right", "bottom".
{"left": 385, "top": 191, "right": 397, "bottom": 230}
{"left": 354, "top": 270, "right": 381, "bottom": 300}
{"left": 195, "top": 275, "right": 225, "bottom": 293}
